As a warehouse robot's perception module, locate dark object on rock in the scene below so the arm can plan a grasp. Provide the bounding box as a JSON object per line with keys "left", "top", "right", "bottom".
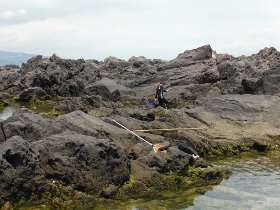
{"left": 146, "top": 99, "right": 156, "bottom": 108}
{"left": 130, "top": 112, "right": 155, "bottom": 121}
{"left": 159, "top": 141, "right": 200, "bottom": 158}
{"left": 175, "top": 142, "right": 199, "bottom": 157}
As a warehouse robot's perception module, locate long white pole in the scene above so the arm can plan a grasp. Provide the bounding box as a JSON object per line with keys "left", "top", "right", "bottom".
{"left": 112, "top": 119, "right": 153, "bottom": 146}
{"left": 134, "top": 128, "right": 206, "bottom": 132}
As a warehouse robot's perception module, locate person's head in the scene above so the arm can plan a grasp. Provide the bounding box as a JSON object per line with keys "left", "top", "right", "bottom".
{"left": 160, "top": 82, "right": 166, "bottom": 86}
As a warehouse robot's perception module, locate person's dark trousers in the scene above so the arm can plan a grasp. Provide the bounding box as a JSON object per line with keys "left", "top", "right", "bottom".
{"left": 158, "top": 98, "right": 169, "bottom": 108}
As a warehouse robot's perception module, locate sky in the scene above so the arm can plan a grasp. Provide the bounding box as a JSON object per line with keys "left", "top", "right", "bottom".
{"left": 0, "top": 0, "right": 279, "bottom": 61}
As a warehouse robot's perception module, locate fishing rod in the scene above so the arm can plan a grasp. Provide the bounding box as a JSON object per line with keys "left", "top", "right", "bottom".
{"left": 112, "top": 119, "right": 166, "bottom": 153}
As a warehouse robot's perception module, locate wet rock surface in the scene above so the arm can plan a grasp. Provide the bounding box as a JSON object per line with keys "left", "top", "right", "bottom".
{"left": 1, "top": 44, "right": 280, "bottom": 206}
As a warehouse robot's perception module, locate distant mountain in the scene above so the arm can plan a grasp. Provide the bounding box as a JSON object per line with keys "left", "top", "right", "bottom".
{"left": 0, "top": 51, "right": 45, "bottom": 66}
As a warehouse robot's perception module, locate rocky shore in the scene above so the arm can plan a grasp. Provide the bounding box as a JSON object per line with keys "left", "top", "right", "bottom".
{"left": 1, "top": 44, "right": 280, "bottom": 209}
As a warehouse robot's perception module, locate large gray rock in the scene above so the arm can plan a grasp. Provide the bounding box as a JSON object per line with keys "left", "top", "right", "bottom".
{"left": 3, "top": 110, "right": 53, "bottom": 142}
{"left": 255, "top": 64, "right": 280, "bottom": 96}
{"left": 0, "top": 66, "right": 21, "bottom": 93}
{"left": 176, "top": 44, "right": 213, "bottom": 61}
{"left": 0, "top": 136, "right": 45, "bottom": 200}
{"left": 84, "top": 77, "right": 135, "bottom": 102}
{"left": 17, "top": 87, "right": 50, "bottom": 102}
{"left": 201, "top": 94, "right": 280, "bottom": 123}
{"left": 136, "top": 147, "right": 190, "bottom": 175}
{"left": 1, "top": 110, "right": 140, "bottom": 152}
{"left": 0, "top": 134, "right": 131, "bottom": 201}
{"left": 32, "top": 134, "right": 130, "bottom": 193}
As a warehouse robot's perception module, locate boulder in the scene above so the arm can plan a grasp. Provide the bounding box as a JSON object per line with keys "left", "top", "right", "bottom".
{"left": 176, "top": 44, "right": 213, "bottom": 61}
{"left": 255, "top": 64, "right": 280, "bottom": 96}
{"left": 32, "top": 134, "right": 130, "bottom": 193}
{"left": 0, "top": 136, "right": 45, "bottom": 200}
{"left": 17, "top": 87, "right": 50, "bottom": 102}
{"left": 100, "top": 184, "right": 119, "bottom": 198}
{"left": 55, "top": 96, "right": 92, "bottom": 113}
{"left": 136, "top": 147, "right": 190, "bottom": 175}
{"left": 3, "top": 110, "right": 53, "bottom": 142}
{"left": 1, "top": 110, "right": 139, "bottom": 152}
{"left": 83, "top": 77, "right": 135, "bottom": 102}
{"left": 241, "top": 78, "right": 259, "bottom": 94}
{"left": 0, "top": 134, "right": 131, "bottom": 201}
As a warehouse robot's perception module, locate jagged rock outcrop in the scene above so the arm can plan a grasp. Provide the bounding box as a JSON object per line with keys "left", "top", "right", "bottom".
{"left": 1, "top": 44, "right": 280, "bottom": 206}
{"left": 1, "top": 45, "right": 280, "bottom": 106}
{"left": 1, "top": 54, "right": 101, "bottom": 97}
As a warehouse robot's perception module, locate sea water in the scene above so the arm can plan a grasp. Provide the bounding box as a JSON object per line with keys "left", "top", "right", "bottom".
{"left": 96, "top": 150, "right": 280, "bottom": 210}
{"left": 187, "top": 150, "right": 280, "bottom": 210}
{"left": 0, "top": 102, "right": 54, "bottom": 120}
{"left": 0, "top": 106, "right": 18, "bottom": 120}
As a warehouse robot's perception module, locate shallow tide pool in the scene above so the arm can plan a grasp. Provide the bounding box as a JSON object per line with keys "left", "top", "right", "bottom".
{"left": 0, "top": 102, "right": 54, "bottom": 120}
{"left": 187, "top": 150, "right": 280, "bottom": 210}
{"left": 96, "top": 150, "right": 280, "bottom": 210}
{"left": 0, "top": 106, "right": 18, "bottom": 120}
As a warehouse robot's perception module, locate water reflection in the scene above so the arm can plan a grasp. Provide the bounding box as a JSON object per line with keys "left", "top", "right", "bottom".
{"left": 95, "top": 151, "right": 280, "bottom": 210}
{"left": 0, "top": 102, "right": 55, "bottom": 120}
{"left": 187, "top": 150, "right": 280, "bottom": 210}
{"left": 0, "top": 106, "right": 18, "bottom": 120}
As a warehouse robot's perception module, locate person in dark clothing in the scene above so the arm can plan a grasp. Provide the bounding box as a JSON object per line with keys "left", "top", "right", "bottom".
{"left": 158, "top": 141, "right": 200, "bottom": 159}
{"left": 175, "top": 142, "right": 200, "bottom": 158}
{"left": 155, "top": 82, "right": 171, "bottom": 108}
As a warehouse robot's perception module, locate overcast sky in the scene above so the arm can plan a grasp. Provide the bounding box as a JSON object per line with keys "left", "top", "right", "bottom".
{"left": 0, "top": 0, "right": 279, "bottom": 61}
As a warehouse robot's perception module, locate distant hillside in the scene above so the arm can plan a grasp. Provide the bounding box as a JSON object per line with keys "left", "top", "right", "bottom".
{"left": 0, "top": 51, "right": 45, "bottom": 66}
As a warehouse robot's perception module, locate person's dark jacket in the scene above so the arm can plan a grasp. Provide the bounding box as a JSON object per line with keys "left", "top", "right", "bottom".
{"left": 155, "top": 85, "right": 167, "bottom": 99}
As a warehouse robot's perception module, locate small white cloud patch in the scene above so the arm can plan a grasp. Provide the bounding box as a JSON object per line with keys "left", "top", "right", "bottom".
{"left": 0, "top": 9, "right": 27, "bottom": 18}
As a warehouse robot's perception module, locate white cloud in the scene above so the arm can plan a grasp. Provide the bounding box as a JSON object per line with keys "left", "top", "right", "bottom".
{"left": 16, "top": 9, "right": 27, "bottom": 15}
{"left": 216, "top": 26, "right": 280, "bottom": 56}
{"left": 0, "top": 0, "right": 280, "bottom": 60}
{"left": 0, "top": 9, "right": 27, "bottom": 18}
{"left": 0, "top": 11, "right": 15, "bottom": 18}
